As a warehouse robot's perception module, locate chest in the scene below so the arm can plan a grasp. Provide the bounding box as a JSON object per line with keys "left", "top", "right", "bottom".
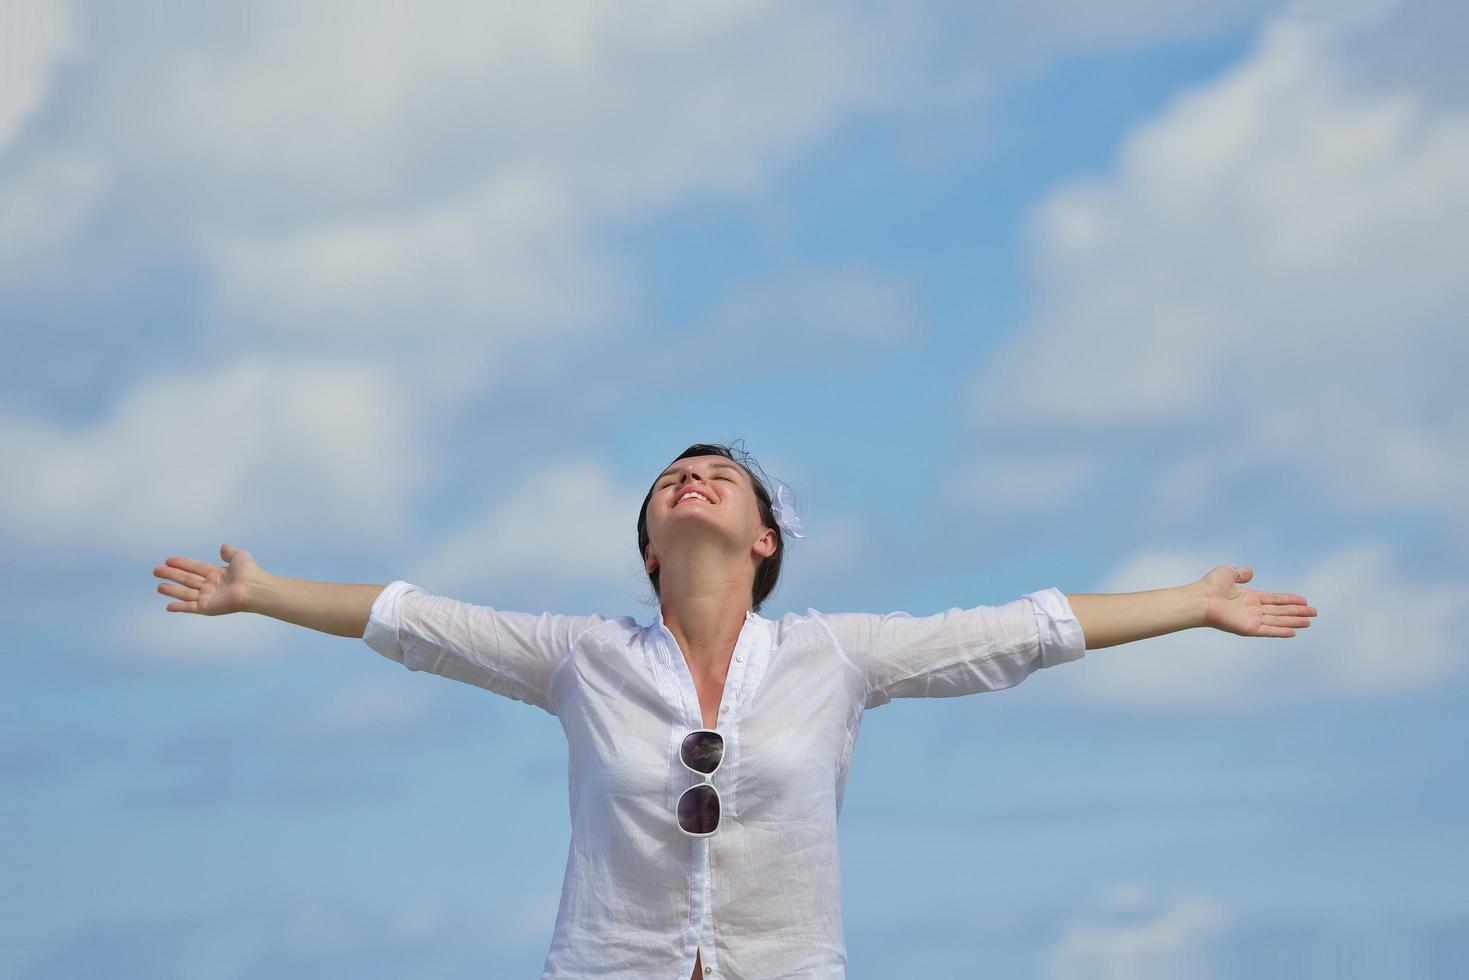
{"left": 561, "top": 628, "right": 863, "bottom": 819}
{"left": 692, "top": 675, "right": 726, "bottom": 731}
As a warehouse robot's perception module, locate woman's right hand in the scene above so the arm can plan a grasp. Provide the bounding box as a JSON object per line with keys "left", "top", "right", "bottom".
{"left": 154, "top": 542, "right": 262, "bottom": 616}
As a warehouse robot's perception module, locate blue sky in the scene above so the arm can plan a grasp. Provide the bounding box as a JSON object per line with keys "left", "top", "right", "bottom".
{"left": 4, "top": 1, "right": 1467, "bottom": 977}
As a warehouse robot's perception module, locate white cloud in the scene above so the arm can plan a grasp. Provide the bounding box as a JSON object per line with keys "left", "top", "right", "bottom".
{"left": 1053, "top": 542, "right": 1469, "bottom": 709}
{"left": 203, "top": 169, "right": 631, "bottom": 350}
{"left": 24, "top": 1, "right": 934, "bottom": 391}
{"left": 0, "top": 148, "right": 107, "bottom": 284}
{"left": 67, "top": 0, "right": 1276, "bottom": 211}
{"left": 961, "top": 1, "right": 1468, "bottom": 536}
{"left": 408, "top": 456, "right": 646, "bottom": 599}
{"left": 8, "top": 1, "right": 1276, "bottom": 345}
{"left": 0, "top": 355, "right": 433, "bottom": 554}
{"left": 1047, "top": 883, "right": 1231, "bottom": 980}
{"left": 0, "top": 0, "right": 73, "bottom": 153}
{"left": 103, "top": 2, "right": 885, "bottom": 219}
{"left": 0, "top": 0, "right": 1301, "bottom": 586}
{"left": 115, "top": 596, "right": 286, "bottom": 666}
{"left": 697, "top": 263, "right": 926, "bottom": 354}
{"left": 936, "top": 450, "right": 1095, "bottom": 514}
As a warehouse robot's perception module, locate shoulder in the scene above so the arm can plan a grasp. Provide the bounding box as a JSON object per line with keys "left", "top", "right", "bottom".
{"left": 765, "top": 607, "right": 844, "bottom": 645}
{"left": 574, "top": 615, "right": 643, "bottom": 649}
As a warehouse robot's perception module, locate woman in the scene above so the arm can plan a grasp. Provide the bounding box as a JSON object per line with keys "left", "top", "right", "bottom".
{"left": 153, "top": 441, "right": 1317, "bottom": 979}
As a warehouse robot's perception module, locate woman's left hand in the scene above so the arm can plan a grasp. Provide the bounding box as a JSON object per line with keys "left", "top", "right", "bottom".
{"left": 1200, "top": 564, "right": 1317, "bottom": 637}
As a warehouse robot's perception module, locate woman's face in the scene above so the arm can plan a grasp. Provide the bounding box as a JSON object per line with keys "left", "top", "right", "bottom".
{"left": 643, "top": 455, "right": 773, "bottom": 574}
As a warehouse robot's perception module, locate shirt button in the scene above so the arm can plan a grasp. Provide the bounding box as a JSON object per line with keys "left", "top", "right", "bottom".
{"left": 704, "top": 968, "right": 712, "bottom": 976}
{"left": 734, "top": 655, "right": 743, "bottom": 662}
{"left": 719, "top": 706, "right": 728, "bottom": 713}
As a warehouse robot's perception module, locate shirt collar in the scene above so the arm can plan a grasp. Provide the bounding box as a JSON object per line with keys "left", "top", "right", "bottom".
{"left": 653, "top": 607, "right": 760, "bottom": 633}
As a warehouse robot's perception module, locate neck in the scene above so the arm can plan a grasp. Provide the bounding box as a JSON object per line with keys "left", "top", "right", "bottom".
{"left": 657, "top": 562, "right": 754, "bottom": 680}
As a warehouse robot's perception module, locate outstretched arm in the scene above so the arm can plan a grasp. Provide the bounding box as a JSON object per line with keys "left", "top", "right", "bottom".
{"left": 1065, "top": 564, "right": 1317, "bottom": 650}
{"left": 155, "top": 542, "right": 384, "bottom": 638}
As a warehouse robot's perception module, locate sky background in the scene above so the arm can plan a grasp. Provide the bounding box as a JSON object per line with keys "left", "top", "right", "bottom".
{"left": 3, "top": 0, "right": 1467, "bottom": 977}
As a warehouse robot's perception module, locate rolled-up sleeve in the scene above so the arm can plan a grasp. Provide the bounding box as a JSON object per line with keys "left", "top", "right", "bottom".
{"left": 363, "top": 579, "right": 606, "bottom": 717}
{"left": 819, "top": 587, "right": 1087, "bottom": 710}
{"left": 1024, "top": 587, "right": 1088, "bottom": 668}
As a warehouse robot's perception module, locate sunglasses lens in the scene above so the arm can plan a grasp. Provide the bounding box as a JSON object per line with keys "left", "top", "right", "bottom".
{"left": 678, "top": 784, "right": 720, "bottom": 835}
{"left": 681, "top": 731, "right": 723, "bottom": 774}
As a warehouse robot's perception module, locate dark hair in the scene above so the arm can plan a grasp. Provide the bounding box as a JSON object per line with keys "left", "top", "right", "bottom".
{"left": 637, "top": 441, "right": 787, "bottom": 613}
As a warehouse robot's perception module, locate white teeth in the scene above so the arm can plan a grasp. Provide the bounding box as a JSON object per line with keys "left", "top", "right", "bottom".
{"left": 679, "top": 491, "right": 710, "bottom": 504}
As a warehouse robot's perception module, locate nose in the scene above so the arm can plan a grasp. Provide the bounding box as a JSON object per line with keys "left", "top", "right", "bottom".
{"left": 671, "top": 470, "right": 709, "bottom": 504}
{"left": 672, "top": 467, "right": 707, "bottom": 488}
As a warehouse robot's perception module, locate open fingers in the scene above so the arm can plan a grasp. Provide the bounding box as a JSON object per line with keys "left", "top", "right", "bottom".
{"left": 1262, "top": 612, "right": 1313, "bottom": 629}
{"left": 166, "top": 555, "right": 217, "bottom": 577}
{"left": 156, "top": 559, "right": 210, "bottom": 588}
{"left": 1257, "top": 593, "right": 1316, "bottom": 617}
{"left": 1267, "top": 601, "right": 1317, "bottom": 617}
{"left": 158, "top": 580, "right": 199, "bottom": 613}
{"left": 157, "top": 581, "right": 197, "bottom": 602}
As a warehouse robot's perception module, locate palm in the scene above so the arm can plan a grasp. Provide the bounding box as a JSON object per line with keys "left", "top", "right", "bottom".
{"left": 1201, "top": 564, "right": 1317, "bottom": 637}
{"left": 154, "top": 543, "right": 259, "bottom": 616}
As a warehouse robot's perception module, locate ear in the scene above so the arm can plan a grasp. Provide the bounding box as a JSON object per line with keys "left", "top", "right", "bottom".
{"left": 753, "top": 525, "right": 778, "bottom": 560}
{"left": 644, "top": 547, "right": 658, "bottom": 575}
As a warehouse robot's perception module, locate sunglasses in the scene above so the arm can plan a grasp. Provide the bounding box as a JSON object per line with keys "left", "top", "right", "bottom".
{"left": 677, "top": 729, "right": 725, "bottom": 837}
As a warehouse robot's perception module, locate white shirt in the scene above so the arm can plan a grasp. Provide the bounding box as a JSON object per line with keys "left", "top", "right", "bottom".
{"left": 363, "top": 581, "right": 1087, "bottom": 979}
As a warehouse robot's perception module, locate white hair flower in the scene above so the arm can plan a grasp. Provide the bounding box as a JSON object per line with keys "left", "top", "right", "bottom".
{"left": 772, "top": 483, "right": 806, "bottom": 540}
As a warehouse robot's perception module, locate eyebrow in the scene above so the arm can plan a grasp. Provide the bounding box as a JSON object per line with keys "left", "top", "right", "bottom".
{"left": 656, "top": 461, "right": 747, "bottom": 484}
